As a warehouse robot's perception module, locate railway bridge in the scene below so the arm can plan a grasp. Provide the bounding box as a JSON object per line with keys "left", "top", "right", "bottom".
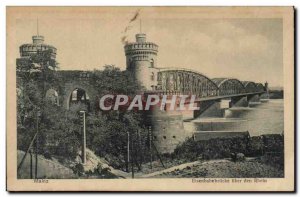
{"left": 151, "top": 68, "right": 268, "bottom": 119}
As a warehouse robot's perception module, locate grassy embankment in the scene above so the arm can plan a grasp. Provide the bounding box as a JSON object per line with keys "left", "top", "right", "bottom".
{"left": 136, "top": 134, "right": 284, "bottom": 178}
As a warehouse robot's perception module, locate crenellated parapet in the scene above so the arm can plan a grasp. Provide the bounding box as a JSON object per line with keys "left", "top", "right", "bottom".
{"left": 129, "top": 55, "right": 153, "bottom": 61}
{"left": 124, "top": 42, "right": 158, "bottom": 55}
{"left": 19, "top": 35, "right": 57, "bottom": 59}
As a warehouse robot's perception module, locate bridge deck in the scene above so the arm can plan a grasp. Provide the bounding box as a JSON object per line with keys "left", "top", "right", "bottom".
{"left": 196, "top": 91, "right": 265, "bottom": 102}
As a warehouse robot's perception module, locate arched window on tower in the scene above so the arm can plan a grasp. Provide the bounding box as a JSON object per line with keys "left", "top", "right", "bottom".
{"left": 129, "top": 58, "right": 133, "bottom": 70}
{"left": 150, "top": 59, "right": 154, "bottom": 68}
{"left": 151, "top": 72, "right": 155, "bottom": 81}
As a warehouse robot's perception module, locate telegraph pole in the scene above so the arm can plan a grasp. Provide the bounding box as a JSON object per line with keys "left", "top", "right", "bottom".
{"left": 80, "top": 111, "right": 86, "bottom": 164}
{"left": 131, "top": 132, "right": 134, "bottom": 179}
{"left": 35, "top": 112, "right": 39, "bottom": 178}
{"left": 29, "top": 149, "right": 33, "bottom": 179}
{"left": 127, "top": 131, "right": 130, "bottom": 173}
{"left": 149, "top": 126, "right": 152, "bottom": 169}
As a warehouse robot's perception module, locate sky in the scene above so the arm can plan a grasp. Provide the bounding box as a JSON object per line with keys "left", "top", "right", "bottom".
{"left": 10, "top": 7, "right": 283, "bottom": 87}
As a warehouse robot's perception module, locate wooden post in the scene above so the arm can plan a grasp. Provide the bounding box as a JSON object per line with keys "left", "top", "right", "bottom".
{"left": 149, "top": 126, "right": 152, "bottom": 169}
{"left": 152, "top": 142, "right": 166, "bottom": 169}
{"left": 35, "top": 113, "right": 38, "bottom": 179}
{"left": 131, "top": 132, "right": 134, "bottom": 179}
{"left": 80, "top": 111, "right": 86, "bottom": 164}
{"left": 137, "top": 129, "right": 142, "bottom": 170}
{"left": 17, "top": 127, "right": 40, "bottom": 176}
{"left": 127, "top": 131, "right": 130, "bottom": 172}
{"left": 30, "top": 150, "right": 33, "bottom": 179}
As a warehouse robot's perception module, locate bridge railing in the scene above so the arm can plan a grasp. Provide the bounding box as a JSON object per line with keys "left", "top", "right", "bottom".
{"left": 144, "top": 89, "right": 265, "bottom": 100}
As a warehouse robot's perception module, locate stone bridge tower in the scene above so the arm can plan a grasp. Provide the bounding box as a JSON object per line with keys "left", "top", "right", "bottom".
{"left": 124, "top": 33, "right": 159, "bottom": 90}
{"left": 125, "top": 33, "right": 186, "bottom": 153}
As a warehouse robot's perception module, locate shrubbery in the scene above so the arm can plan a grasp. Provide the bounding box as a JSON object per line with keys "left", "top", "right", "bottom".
{"left": 173, "top": 137, "right": 249, "bottom": 161}
{"left": 173, "top": 134, "right": 284, "bottom": 162}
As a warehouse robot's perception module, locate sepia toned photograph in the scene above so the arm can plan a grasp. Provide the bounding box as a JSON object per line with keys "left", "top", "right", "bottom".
{"left": 6, "top": 6, "right": 294, "bottom": 191}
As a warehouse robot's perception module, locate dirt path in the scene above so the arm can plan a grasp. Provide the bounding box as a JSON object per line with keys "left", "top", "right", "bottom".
{"left": 136, "top": 157, "right": 279, "bottom": 178}
{"left": 147, "top": 158, "right": 283, "bottom": 178}
{"left": 138, "top": 160, "right": 203, "bottom": 178}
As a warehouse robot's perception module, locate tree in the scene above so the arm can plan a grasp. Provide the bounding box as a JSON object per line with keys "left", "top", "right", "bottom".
{"left": 85, "top": 65, "right": 149, "bottom": 171}
{"left": 17, "top": 49, "right": 60, "bottom": 153}
{"left": 91, "top": 65, "right": 145, "bottom": 97}
{"left": 17, "top": 60, "right": 151, "bottom": 171}
{"left": 40, "top": 103, "right": 81, "bottom": 160}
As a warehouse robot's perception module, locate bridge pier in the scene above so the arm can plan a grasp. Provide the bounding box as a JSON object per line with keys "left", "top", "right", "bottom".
{"left": 247, "top": 94, "right": 261, "bottom": 104}
{"left": 230, "top": 96, "right": 249, "bottom": 107}
{"left": 193, "top": 100, "right": 229, "bottom": 119}
{"left": 260, "top": 92, "right": 270, "bottom": 100}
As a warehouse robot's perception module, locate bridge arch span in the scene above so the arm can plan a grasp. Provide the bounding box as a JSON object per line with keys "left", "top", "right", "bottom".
{"left": 255, "top": 83, "right": 265, "bottom": 92}
{"left": 242, "top": 81, "right": 257, "bottom": 93}
{"left": 212, "top": 78, "right": 245, "bottom": 96}
{"left": 157, "top": 68, "right": 218, "bottom": 97}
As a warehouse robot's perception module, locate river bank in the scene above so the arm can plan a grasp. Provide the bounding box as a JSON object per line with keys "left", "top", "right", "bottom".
{"left": 17, "top": 133, "right": 284, "bottom": 179}
{"left": 149, "top": 157, "right": 284, "bottom": 178}
{"left": 134, "top": 133, "right": 284, "bottom": 178}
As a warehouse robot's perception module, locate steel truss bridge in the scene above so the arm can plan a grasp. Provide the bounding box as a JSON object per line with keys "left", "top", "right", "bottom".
{"left": 155, "top": 68, "right": 266, "bottom": 100}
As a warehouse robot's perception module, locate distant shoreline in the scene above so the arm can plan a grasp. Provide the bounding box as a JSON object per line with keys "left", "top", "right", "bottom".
{"left": 269, "top": 90, "right": 284, "bottom": 99}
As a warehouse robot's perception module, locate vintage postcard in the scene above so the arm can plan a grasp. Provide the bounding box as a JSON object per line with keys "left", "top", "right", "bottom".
{"left": 6, "top": 6, "right": 294, "bottom": 191}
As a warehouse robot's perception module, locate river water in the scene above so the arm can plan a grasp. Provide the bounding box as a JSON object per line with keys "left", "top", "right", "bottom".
{"left": 184, "top": 99, "right": 284, "bottom": 136}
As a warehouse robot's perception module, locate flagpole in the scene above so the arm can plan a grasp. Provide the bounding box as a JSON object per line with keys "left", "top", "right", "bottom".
{"left": 37, "top": 18, "right": 39, "bottom": 36}
{"left": 140, "top": 19, "right": 142, "bottom": 33}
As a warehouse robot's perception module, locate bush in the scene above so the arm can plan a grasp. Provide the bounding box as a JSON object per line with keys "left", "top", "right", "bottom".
{"left": 72, "top": 163, "right": 84, "bottom": 176}
{"left": 43, "top": 151, "right": 52, "bottom": 159}
{"left": 262, "top": 134, "right": 284, "bottom": 153}
{"left": 173, "top": 137, "right": 249, "bottom": 161}
{"left": 173, "top": 134, "right": 284, "bottom": 163}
